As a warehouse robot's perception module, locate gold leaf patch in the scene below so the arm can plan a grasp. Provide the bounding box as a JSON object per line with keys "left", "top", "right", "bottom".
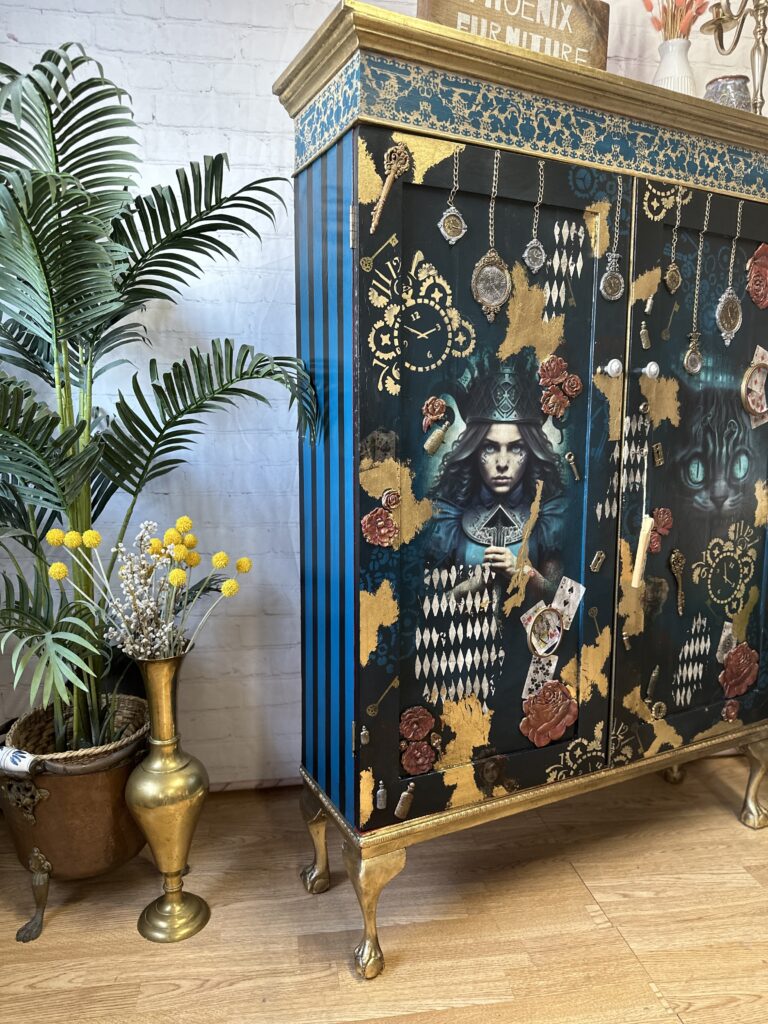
{"left": 392, "top": 131, "right": 462, "bottom": 184}
{"left": 755, "top": 480, "right": 768, "bottom": 528}
{"left": 593, "top": 372, "right": 623, "bottom": 442}
{"left": 358, "top": 136, "right": 383, "bottom": 205}
{"left": 498, "top": 263, "right": 565, "bottom": 363}
{"left": 359, "top": 456, "right": 433, "bottom": 549}
{"left": 359, "top": 579, "right": 398, "bottom": 666}
{"left": 632, "top": 266, "right": 661, "bottom": 304}
{"left": 359, "top": 768, "right": 375, "bottom": 828}
{"left": 585, "top": 199, "right": 611, "bottom": 260}
{"left": 639, "top": 375, "right": 680, "bottom": 429}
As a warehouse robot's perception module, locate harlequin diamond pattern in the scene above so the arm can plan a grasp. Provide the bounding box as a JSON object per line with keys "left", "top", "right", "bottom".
{"left": 595, "top": 442, "right": 621, "bottom": 522}
{"left": 543, "top": 220, "right": 586, "bottom": 322}
{"left": 672, "top": 613, "right": 711, "bottom": 708}
{"left": 415, "top": 565, "right": 504, "bottom": 714}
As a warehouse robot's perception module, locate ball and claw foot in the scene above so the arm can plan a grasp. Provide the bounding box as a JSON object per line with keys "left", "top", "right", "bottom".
{"left": 354, "top": 937, "right": 385, "bottom": 980}
{"left": 661, "top": 764, "right": 686, "bottom": 785}
{"left": 741, "top": 739, "right": 768, "bottom": 830}
{"left": 300, "top": 782, "right": 331, "bottom": 895}
{"left": 16, "top": 848, "right": 51, "bottom": 943}
{"left": 342, "top": 840, "right": 406, "bottom": 981}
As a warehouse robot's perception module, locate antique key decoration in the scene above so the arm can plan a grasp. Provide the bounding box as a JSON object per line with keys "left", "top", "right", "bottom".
{"left": 670, "top": 548, "right": 686, "bottom": 616}
{"left": 370, "top": 142, "right": 410, "bottom": 234}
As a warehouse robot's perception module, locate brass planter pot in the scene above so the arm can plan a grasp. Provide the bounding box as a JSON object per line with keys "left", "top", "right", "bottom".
{"left": 0, "top": 695, "right": 149, "bottom": 941}
{"left": 126, "top": 653, "right": 210, "bottom": 943}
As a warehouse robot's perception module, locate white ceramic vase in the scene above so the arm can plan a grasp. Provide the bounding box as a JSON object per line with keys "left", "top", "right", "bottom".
{"left": 653, "top": 39, "right": 696, "bottom": 97}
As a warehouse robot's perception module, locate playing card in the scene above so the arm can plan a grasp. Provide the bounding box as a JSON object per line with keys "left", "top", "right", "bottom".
{"left": 552, "top": 576, "right": 586, "bottom": 630}
{"left": 522, "top": 655, "right": 558, "bottom": 699}
{"left": 520, "top": 600, "right": 546, "bottom": 631}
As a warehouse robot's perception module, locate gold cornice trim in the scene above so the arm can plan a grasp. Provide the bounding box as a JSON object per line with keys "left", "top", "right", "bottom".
{"left": 301, "top": 719, "right": 768, "bottom": 858}
{"left": 274, "top": 0, "right": 768, "bottom": 157}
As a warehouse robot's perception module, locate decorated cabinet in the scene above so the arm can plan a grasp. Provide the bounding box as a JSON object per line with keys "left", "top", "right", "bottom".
{"left": 275, "top": 0, "right": 768, "bottom": 979}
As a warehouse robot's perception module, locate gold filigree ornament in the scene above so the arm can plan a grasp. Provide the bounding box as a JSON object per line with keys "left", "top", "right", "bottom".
{"left": 367, "top": 251, "right": 475, "bottom": 395}
{"left": 692, "top": 522, "right": 758, "bottom": 618}
{"left": 643, "top": 180, "right": 692, "bottom": 222}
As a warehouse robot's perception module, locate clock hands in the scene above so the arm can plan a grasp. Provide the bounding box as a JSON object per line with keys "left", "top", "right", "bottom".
{"left": 404, "top": 325, "right": 439, "bottom": 341}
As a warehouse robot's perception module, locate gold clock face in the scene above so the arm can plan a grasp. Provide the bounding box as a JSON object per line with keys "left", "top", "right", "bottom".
{"left": 707, "top": 552, "right": 744, "bottom": 605}
{"left": 692, "top": 522, "right": 758, "bottom": 617}
{"left": 599, "top": 269, "right": 624, "bottom": 301}
{"left": 395, "top": 300, "right": 453, "bottom": 373}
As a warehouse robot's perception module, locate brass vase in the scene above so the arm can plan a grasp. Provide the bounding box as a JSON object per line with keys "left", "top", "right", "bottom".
{"left": 126, "top": 653, "right": 210, "bottom": 942}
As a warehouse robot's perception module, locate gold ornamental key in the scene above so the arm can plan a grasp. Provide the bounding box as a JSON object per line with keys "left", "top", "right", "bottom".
{"left": 370, "top": 143, "right": 410, "bottom": 234}
{"left": 669, "top": 548, "right": 686, "bottom": 616}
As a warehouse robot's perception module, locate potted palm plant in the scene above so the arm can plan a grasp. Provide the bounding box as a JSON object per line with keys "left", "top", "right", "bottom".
{"left": 0, "top": 44, "right": 316, "bottom": 940}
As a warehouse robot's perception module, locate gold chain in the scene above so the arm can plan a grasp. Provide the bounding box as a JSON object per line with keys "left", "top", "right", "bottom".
{"left": 531, "top": 159, "right": 545, "bottom": 241}
{"left": 727, "top": 199, "right": 744, "bottom": 288}
{"left": 489, "top": 149, "right": 500, "bottom": 250}
{"left": 692, "top": 192, "right": 712, "bottom": 337}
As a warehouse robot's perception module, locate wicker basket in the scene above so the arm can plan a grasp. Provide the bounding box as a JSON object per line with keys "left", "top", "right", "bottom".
{"left": 6, "top": 694, "right": 149, "bottom": 767}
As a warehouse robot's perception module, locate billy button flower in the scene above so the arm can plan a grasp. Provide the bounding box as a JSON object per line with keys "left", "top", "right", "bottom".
{"left": 164, "top": 527, "right": 182, "bottom": 546}
{"left": 64, "top": 530, "right": 83, "bottom": 549}
{"left": 82, "top": 530, "right": 102, "bottom": 549}
{"left": 235, "top": 557, "right": 252, "bottom": 574}
{"left": 168, "top": 568, "right": 187, "bottom": 588}
{"left": 48, "top": 562, "right": 68, "bottom": 581}
{"left": 221, "top": 579, "right": 239, "bottom": 598}
{"left": 148, "top": 537, "right": 163, "bottom": 556}
{"left": 183, "top": 532, "right": 198, "bottom": 549}
{"left": 185, "top": 550, "right": 201, "bottom": 568}
{"left": 175, "top": 515, "right": 193, "bottom": 535}
{"left": 45, "top": 528, "right": 65, "bottom": 547}
{"left": 211, "top": 551, "right": 229, "bottom": 569}
{"left": 172, "top": 544, "right": 188, "bottom": 562}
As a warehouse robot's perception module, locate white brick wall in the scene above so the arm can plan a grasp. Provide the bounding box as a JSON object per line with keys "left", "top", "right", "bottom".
{"left": 0, "top": 0, "right": 754, "bottom": 785}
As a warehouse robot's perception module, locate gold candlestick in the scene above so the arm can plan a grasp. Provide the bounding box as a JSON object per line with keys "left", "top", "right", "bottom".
{"left": 126, "top": 653, "right": 210, "bottom": 942}
{"left": 702, "top": 0, "right": 768, "bottom": 115}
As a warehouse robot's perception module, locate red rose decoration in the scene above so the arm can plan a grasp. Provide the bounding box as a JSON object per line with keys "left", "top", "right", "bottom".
{"left": 399, "top": 706, "right": 435, "bottom": 741}
{"left": 520, "top": 680, "right": 578, "bottom": 748}
{"left": 561, "top": 373, "right": 583, "bottom": 398}
{"left": 422, "top": 396, "right": 447, "bottom": 432}
{"left": 538, "top": 355, "right": 569, "bottom": 387}
{"left": 652, "top": 507, "right": 674, "bottom": 536}
{"left": 648, "top": 530, "right": 662, "bottom": 554}
{"left": 719, "top": 642, "right": 759, "bottom": 698}
{"left": 381, "top": 488, "right": 401, "bottom": 511}
{"left": 722, "top": 699, "right": 740, "bottom": 722}
{"left": 747, "top": 243, "right": 768, "bottom": 310}
{"left": 541, "top": 386, "right": 570, "bottom": 419}
{"left": 361, "top": 507, "right": 398, "bottom": 547}
{"left": 401, "top": 740, "right": 436, "bottom": 775}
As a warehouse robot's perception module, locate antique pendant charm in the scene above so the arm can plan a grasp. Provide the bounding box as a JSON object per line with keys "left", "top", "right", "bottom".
{"left": 715, "top": 286, "right": 743, "bottom": 346}
{"left": 599, "top": 252, "right": 625, "bottom": 302}
{"left": 683, "top": 331, "right": 703, "bottom": 375}
{"left": 472, "top": 248, "right": 512, "bottom": 322}
{"left": 437, "top": 205, "right": 467, "bottom": 245}
{"left": 523, "top": 237, "right": 546, "bottom": 274}
{"left": 664, "top": 262, "right": 682, "bottom": 294}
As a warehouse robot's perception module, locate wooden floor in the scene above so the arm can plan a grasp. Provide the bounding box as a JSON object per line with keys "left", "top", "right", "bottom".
{"left": 1, "top": 754, "right": 768, "bottom": 1023}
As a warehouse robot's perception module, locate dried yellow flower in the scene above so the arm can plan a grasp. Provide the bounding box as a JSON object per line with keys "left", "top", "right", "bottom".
{"left": 82, "top": 530, "right": 102, "bottom": 549}
{"left": 235, "top": 557, "right": 252, "bottom": 574}
{"left": 185, "top": 550, "right": 201, "bottom": 568}
{"left": 168, "top": 568, "right": 187, "bottom": 588}
{"left": 148, "top": 538, "right": 163, "bottom": 556}
{"left": 164, "top": 528, "right": 182, "bottom": 546}
{"left": 221, "top": 578, "right": 239, "bottom": 598}
{"left": 48, "top": 562, "right": 68, "bottom": 581}
{"left": 64, "top": 530, "right": 82, "bottom": 549}
{"left": 211, "top": 551, "right": 229, "bottom": 569}
{"left": 183, "top": 532, "right": 198, "bottom": 549}
{"left": 176, "top": 515, "right": 193, "bottom": 534}
{"left": 46, "top": 528, "right": 65, "bottom": 547}
{"left": 172, "top": 544, "right": 188, "bottom": 562}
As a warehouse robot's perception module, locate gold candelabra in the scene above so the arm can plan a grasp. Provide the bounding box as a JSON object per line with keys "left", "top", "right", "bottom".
{"left": 701, "top": 0, "right": 768, "bottom": 114}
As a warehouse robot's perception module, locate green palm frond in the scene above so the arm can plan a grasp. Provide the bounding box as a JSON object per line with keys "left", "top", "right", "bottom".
{"left": 0, "top": 572, "right": 99, "bottom": 706}
{"left": 0, "top": 379, "right": 101, "bottom": 512}
{"left": 111, "top": 153, "right": 285, "bottom": 305}
{"left": 0, "top": 480, "right": 56, "bottom": 553}
{"left": 0, "top": 317, "right": 54, "bottom": 384}
{"left": 0, "top": 44, "right": 138, "bottom": 221}
{"left": 0, "top": 168, "right": 125, "bottom": 349}
{"left": 94, "top": 338, "right": 316, "bottom": 518}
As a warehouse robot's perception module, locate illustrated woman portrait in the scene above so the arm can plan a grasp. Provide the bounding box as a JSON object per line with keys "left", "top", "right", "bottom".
{"left": 427, "top": 363, "right": 566, "bottom": 595}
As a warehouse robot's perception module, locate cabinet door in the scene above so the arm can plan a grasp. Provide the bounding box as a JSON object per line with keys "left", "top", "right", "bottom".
{"left": 611, "top": 182, "right": 768, "bottom": 766}
{"left": 356, "top": 127, "right": 627, "bottom": 830}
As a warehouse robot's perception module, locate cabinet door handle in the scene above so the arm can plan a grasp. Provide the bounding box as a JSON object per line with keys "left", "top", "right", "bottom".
{"left": 637, "top": 361, "right": 660, "bottom": 379}
{"left": 597, "top": 358, "right": 623, "bottom": 378}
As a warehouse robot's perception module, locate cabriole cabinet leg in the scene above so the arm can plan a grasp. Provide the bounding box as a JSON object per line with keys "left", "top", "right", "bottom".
{"left": 741, "top": 739, "right": 768, "bottom": 829}
{"left": 342, "top": 839, "right": 406, "bottom": 980}
{"left": 299, "top": 782, "right": 331, "bottom": 894}
{"left": 16, "top": 848, "right": 52, "bottom": 943}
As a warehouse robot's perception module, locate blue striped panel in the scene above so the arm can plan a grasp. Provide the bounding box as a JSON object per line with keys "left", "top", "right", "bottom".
{"left": 297, "top": 168, "right": 313, "bottom": 776}
{"left": 341, "top": 130, "right": 355, "bottom": 822}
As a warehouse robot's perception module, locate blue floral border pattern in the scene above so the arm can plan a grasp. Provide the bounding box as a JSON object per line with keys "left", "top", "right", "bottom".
{"left": 295, "top": 52, "right": 768, "bottom": 196}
